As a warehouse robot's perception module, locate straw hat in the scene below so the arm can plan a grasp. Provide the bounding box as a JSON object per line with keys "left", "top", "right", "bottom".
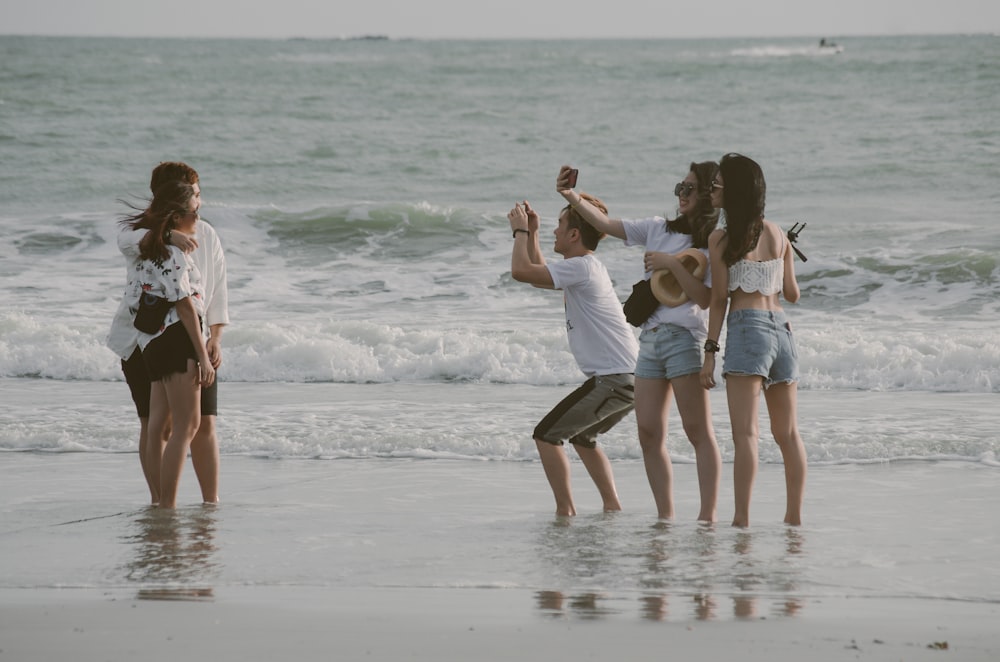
{"left": 650, "top": 248, "right": 708, "bottom": 307}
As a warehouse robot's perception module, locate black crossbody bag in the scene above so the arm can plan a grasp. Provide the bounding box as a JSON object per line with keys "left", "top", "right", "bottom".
{"left": 622, "top": 279, "right": 658, "bottom": 327}
{"left": 133, "top": 292, "right": 175, "bottom": 334}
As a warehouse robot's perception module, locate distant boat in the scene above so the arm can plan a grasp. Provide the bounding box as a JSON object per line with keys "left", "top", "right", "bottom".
{"left": 818, "top": 38, "right": 844, "bottom": 54}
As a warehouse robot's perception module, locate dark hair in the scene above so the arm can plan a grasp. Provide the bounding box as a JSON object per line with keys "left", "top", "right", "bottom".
{"left": 119, "top": 181, "right": 198, "bottom": 262}
{"left": 666, "top": 161, "right": 720, "bottom": 249}
{"left": 719, "top": 153, "right": 766, "bottom": 266}
{"left": 150, "top": 161, "right": 199, "bottom": 193}
{"left": 563, "top": 192, "right": 608, "bottom": 251}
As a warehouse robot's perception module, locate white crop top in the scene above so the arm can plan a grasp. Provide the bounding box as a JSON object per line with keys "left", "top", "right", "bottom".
{"left": 728, "top": 258, "right": 782, "bottom": 294}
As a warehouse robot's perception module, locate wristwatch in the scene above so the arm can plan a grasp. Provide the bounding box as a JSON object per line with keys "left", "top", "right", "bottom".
{"left": 704, "top": 339, "right": 720, "bottom": 354}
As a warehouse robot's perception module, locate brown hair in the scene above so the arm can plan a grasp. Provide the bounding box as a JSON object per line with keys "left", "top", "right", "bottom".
{"left": 150, "top": 161, "right": 199, "bottom": 193}
{"left": 119, "top": 181, "right": 198, "bottom": 262}
{"left": 718, "top": 153, "right": 766, "bottom": 266}
{"left": 666, "top": 161, "right": 719, "bottom": 249}
{"left": 562, "top": 192, "right": 608, "bottom": 251}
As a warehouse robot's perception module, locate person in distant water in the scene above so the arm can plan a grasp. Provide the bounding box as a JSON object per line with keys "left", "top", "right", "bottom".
{"left": 120, "top": 180, "right": 215, "bottom": 508}
{"left": 558, "top": 163, "right": 722, "bottom": 522}
{"left": 107, "top": 162, "right": 229, "bottom": 505}
{"left": 699, "top": 153, "right": 806, "bottom": 528}
{"left": 507, "top": 195, "right": 638, "bottom": 516}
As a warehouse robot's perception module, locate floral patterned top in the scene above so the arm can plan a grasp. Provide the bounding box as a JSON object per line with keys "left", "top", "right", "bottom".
{"left": 131, "top": 245, "right": 205, "bottom": 349}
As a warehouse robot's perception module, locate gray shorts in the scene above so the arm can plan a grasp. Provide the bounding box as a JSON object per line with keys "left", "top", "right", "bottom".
{"left": 723, "top": 309, "right": 799, "bottom": 388}
{"left": 533, "top": 374, "right": 635, "bottom": 449}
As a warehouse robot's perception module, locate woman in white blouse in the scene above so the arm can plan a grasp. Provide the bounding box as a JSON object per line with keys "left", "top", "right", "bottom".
{"left": 699, "top": 153, "right": 806, "bottom": 528}
{"left": 120, "top": 180, "right": 215, "bottom": 509}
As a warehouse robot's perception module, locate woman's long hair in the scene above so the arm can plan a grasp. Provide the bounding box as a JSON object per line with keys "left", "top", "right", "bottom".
{"left": 719, "top": 153, "right": 766, "bottom": 266}
{"left": 666, "top": 161, "right": 719, "bottom": 249}
{"left": 119, "top": 181, "right": 197, "bottom": 263}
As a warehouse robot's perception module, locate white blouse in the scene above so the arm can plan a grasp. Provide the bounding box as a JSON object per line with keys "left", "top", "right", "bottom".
{"left": 728, "top": 258, "right": 782, "bottom": 295}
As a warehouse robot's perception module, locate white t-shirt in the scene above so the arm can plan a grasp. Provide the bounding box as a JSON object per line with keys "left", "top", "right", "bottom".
{"left": 107, "top": 220, "right": 229, "bottom": 359}
{"left": 545, "top": 254, "right": 639, "bottom": 377}
{"left": 621, "top": 217, "right": 711, "bottom": 339}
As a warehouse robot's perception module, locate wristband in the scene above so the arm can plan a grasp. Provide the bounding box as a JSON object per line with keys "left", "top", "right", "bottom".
{"left": 704, "top": 339, "right": 720, "bottom": 354}
{"left": 512, "top": 228, "right": 530, "bottom": 238}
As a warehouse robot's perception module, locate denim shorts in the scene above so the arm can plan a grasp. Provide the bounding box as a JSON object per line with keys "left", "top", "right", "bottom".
{"left": 534, "top": 374, "right": 635, "bottom": 448}
{"left": 723, "top": 309, "right": 799, "bottom": 388}
{"left": 634, "top": 324, "right": 703, "bottom": 381}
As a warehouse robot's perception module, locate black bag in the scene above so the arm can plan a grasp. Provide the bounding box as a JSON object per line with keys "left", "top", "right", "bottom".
{"left": 622, "top": 279, "right": 658, "bottom": 327}
{"left": 133, "top": 292, "right": 175, "bottom": 334}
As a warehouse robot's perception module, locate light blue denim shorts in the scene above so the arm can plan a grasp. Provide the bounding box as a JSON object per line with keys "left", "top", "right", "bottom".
{"left": 723, "top": 309, "right": 799, "bottom": 387}
{"left": 635, "top": 323, "right": 703, "bottom": 381}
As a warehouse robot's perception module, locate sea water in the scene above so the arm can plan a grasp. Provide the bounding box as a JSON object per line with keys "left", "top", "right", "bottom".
{"left": 1, "top": 34, "right": 998, "bottom": 464}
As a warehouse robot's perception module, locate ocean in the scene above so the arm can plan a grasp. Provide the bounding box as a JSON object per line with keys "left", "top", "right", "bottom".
{"left": 1, "top": 33, "right": 997, "bottom": 462}
{"left": 1, "top": 35, "right": 999, "bottom": 635}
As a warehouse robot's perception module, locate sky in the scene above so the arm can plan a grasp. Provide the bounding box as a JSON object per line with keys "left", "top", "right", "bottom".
{"left": 1, "top": 0, "right": 999, "bottom": 39}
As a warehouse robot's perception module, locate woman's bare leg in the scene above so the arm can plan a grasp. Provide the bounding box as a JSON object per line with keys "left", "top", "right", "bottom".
{"left": 726, "top": 375, "right": 763, "bottom": 528}
{"left": 764, "top": 382, "right": 807, "bottom": 526}
{"left": 635, "top": 377, "right": 675, "bottom": 519}
{"left": 672, "top": 373, "right": 721, "bottom": 522}
{"left": 158, "top": 360, "right": 202, "bottom": 509}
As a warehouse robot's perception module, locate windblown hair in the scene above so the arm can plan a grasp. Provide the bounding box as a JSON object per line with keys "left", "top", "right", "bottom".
{"left": 119, "top": 181, "right": 198, "bottom": 263}
{"left": 719, "top": 153, "right": 766, "bottom": 266}
{"left": 563, "top": 192, "right": 609, "bottom": 251}
{"left": 666, "top": 161, "right": 720, "bottom": 249}
{"left": 150, "top": 161, "right": 199, "bottom": 193}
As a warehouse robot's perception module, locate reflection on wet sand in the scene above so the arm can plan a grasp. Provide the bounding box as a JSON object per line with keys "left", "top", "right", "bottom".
{"left": 535, "top": 515, "right": 807, "bottom": 622}
{"left": 121, "top": 506, "right": 219, "bottom": 601}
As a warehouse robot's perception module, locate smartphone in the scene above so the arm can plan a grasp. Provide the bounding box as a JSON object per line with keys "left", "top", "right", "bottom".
{"left": 566, "top": 168, "right": 579, "bottom": 189}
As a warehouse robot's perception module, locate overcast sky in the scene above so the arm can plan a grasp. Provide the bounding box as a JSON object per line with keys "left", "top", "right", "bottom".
{"left": 2, "top": 0, "right": 999, "bottom": 39}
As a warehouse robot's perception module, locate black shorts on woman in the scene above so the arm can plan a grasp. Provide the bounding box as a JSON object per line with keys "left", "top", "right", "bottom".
{"left": 122, "top": 321, "right": 218, "bottom": 418}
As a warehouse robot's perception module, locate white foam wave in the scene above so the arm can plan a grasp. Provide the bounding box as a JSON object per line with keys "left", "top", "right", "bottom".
{"left": 2, "top": 309, "right": 998, "bottom": 393}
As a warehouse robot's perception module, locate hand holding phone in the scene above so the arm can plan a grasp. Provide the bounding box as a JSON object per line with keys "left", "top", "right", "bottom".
{"left": 565, "top": 168, "right": 579, "bottom": 189}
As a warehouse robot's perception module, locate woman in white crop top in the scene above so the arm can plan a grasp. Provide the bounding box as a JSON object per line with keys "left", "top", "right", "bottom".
{"left": 699, "top": 153, "right": 806, "bottom": 528}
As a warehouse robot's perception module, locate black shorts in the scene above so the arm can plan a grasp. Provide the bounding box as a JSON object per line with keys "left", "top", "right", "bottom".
{"left": 122, "top": 340, "right": 220, "bottom": 419}
{"left": 142, "top": 322, "right": 198, "bottom": 382}
{"left": 122, "top": 347, "right": 152, "bottom": 418}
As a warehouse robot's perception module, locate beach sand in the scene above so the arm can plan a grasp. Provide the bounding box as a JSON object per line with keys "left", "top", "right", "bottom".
{"left": 2, "top": 447, "right": 998, "bottom": 661}
{"left": 1, "top": 585, "right": 996, "bottom": 661}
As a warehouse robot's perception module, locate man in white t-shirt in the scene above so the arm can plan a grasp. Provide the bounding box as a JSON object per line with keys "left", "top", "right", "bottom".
{"left": 507, "top": 194, "right": 638, "bottom": 516}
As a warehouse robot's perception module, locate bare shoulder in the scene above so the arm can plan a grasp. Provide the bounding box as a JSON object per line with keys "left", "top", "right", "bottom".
{"left": 761, "top": 219, "right": 786, "bottom": 254}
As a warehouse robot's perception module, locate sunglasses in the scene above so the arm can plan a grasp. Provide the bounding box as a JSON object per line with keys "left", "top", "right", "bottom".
{"left": 673, "top": 182, "right": 696, "bottom": 198}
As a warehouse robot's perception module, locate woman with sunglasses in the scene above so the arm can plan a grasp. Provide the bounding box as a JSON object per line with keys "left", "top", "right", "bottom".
{"left": 699, "top": 153, "right": 806, "bottom": 528}
{"left": 557, "top": 163, "right": 722, "bottom": 521}
{"left": 120, "top": 180, "right": 215, "bottom": 509}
